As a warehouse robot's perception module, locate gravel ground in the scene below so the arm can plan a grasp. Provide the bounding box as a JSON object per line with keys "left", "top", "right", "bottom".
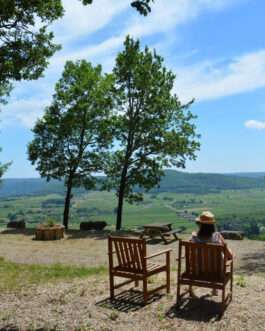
{"left": 0, "top": 229, "right": 265, "bottom": 330}
{"left": 0, "top": 274, "right": 265, "bottom": 331}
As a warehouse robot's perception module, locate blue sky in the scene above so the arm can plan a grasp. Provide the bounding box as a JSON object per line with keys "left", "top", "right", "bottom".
{"left": 1, "top": 0, "right": 265, "bottom": 178}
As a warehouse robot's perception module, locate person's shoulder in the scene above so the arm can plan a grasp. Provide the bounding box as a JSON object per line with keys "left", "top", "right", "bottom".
{"left": 190, "top": 231, "right": 198, "bottom": 242}
{"left": 213, "top": 231, "right": 224, "bottom": 243}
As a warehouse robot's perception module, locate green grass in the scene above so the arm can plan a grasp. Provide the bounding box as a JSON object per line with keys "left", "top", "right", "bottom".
{"left": 0, "top": 257, "right": 107, "bottom": 291}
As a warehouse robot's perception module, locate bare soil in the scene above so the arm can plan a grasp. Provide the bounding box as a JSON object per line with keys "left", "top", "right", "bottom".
{"left": 0, "top": 229, "right": 265, "bottom": 330}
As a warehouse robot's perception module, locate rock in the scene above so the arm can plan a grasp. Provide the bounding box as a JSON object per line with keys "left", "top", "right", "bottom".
{"left": 80, "top": 221, "right": 107, "bottom": 231}
{"left": 221, "top": 230, "right": 244, "bottom": 240}
{"left": 7, "top": 220, "right": 26, "bottom": 229}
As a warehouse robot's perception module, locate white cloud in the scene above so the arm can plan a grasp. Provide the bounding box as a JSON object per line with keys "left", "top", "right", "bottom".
{"left": 52, "top": 0, "right": 129, "bottom": 43}
{"left": 174, "top": 49, "right": 265, "bottom": 102}
{"left": 51, "top": 0, "right": 236, "bottom": 73}
{"left": 245, "top": 120, "right": 265, "bottom": 130}
{"left": 1, "top": 98, "right": 50, "bottom": 129}
{"left": 2, "top": 0, "right": 244, "bottom": 128}
{"left": 125, "top": 0, "right": 233, "bottom": 38}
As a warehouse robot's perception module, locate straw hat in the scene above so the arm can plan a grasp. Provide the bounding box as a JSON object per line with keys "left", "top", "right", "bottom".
{"left": 195, "top": 211, "right": 215, "bottom": 224}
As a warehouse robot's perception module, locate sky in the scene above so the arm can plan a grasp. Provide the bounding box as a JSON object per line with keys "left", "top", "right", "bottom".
{"left": 1, "top": 0, "right": 265, "bottom": 178}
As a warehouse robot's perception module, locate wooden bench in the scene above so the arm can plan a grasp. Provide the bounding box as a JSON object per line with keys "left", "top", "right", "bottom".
{"left": 140, "top": 223, "right": 181, "bottom": 244}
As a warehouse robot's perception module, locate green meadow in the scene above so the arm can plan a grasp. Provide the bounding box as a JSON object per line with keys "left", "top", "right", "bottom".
{"left": 1, "top": 188, "right": 265, "bottom": 238}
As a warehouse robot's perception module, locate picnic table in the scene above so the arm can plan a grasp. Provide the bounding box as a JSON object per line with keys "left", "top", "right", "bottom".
{"left": 139, "top": 223, "right": 181, "bottom": 244}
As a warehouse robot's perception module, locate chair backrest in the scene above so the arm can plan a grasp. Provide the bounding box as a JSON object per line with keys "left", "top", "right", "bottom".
{"left": 179, "top": 240, "right": 227, "bottom": 281}
{"left": 108, "top": 236, "right": 146, "bottom": 273}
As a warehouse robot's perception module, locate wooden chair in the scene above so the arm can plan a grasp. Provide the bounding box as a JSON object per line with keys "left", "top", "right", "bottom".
{"left": 108, "top": 236, "right": 171, "bottom": 305}
{"left": 176, "top": 240, "right": 233, "bottom": 310}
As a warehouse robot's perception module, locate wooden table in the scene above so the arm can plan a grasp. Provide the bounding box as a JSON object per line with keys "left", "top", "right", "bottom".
{"left": 140, "top": 223, "right": 180, "bottom": 244}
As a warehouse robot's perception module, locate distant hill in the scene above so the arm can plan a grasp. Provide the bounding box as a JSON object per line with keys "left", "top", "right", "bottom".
{"left": 1, "top": 170, "right": 264, "bottom": 198}
{"left": 228, "top": 172, "right": 265, "bottom": 179}
{"left": 152, "top": 170, "right": 265, "bottom": 194}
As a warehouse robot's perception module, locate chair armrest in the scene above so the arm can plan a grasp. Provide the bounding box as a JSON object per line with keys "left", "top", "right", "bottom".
{"left": 176, "top": 255, "right": 185, "bottom": 261}
{"left": 145, "top": 249, "right": 172, "bottom": 259}
{"left": 226, "top": 259, "right": 233, "bottom": 267}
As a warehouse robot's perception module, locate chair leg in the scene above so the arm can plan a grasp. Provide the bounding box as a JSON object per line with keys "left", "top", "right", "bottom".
{"left": 230, "top": 275, "right": 233, "bottom": 299}
{"left": 222, "top": 286, "right": 226, "bottom": 310}
{"left": 166, "top": 254, "right": 170, "bottom": 293}
{"left": 166, "top": 268, "right": 170, "bottom": 293}
{"left": 135, "top": 279, "right": 139, "bottom": 287}
{"left": 109, "top": 273, "right": 114, "bottom": 301}
{"left": 176, "top": 281, "right": 181, "bottom": 306}
{"left": 143, "top": 278, "right": 148, "bottom": 305}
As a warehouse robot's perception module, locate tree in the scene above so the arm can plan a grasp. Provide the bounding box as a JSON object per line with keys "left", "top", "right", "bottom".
{"left": 0, "top": 149, "right": 11, "bottom": 181}
{"left": 0, "top": 0, "right": 154, "bottom": 102}
{"left": 0, "top": 0, "right": 64, "bottom": 92}
{"left": 28, "top": 60, "right": 114, "bottom": 229}
{"left": 82, "top": 0, "right": 155, "bottom": 16}
{"left": 104, "top": 36, "right": 200, "bottom": 230}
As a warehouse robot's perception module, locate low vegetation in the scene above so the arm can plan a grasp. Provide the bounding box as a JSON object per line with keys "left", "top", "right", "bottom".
{"left": 0, "top": 257, "right": 106, "bottom": 292}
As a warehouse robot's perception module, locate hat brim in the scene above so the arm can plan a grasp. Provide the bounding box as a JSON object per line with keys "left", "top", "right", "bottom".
{"left": 195, "top": 218, "right": 215, "bottom": 224}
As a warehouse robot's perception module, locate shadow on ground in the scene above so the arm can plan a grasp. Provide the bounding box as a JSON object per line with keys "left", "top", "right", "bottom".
{"left": 96, "top": 289, "right": 163, "bottom": 312}
{"left": 144, "top": 237, "right": 179, "bottom": 245}
{"left": 166, "top": 295, "right": 224, "bottom": 322}
{"left": 0, "top": 228, "right": 141, "bottom": 241}
{"left": 0, "top": 229, "right": 35, "bottom": 236}
{"left": 239, "top": 251, "right": 265, "bottom": 275}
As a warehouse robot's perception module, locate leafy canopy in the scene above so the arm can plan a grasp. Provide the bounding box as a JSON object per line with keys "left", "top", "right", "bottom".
{"left": 28, "top": 60, "right": 114, "bottom": 189}
{"left": 0, "top": 0, "right": 63, "bottom": 89}
{"left": 105, "top": 36, "right": 200, "bottom": 205}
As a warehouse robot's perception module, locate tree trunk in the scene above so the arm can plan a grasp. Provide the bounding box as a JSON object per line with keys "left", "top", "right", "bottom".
{"left": 63, "top": 177, "right": 73, "bottom": 230}
{"left": 116, "top": 166, "right": 128, "bottom": 230}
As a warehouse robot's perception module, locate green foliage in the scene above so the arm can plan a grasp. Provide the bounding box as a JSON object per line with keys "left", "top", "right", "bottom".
{"left": 0, "top": 0, "right": 63, "bottom": 89}
{"left": 0, "top": 148, "right": 12, "bottom": 182}
{"left": 235, "top": 275, "right": 246, "bottom": 288}
{"left": 28, "top": 60, "right": 114, "bottom": 228}
{"left": 104, "top": 36, "right": 200, "bottom": 229}
{"left": 0, "top": 257, "right": 106, "bottom": 291}
{"left": 0, "top": 0, "right": 154, "bottom": 101}
{"left": 43, "top": 219, "right": 56, "bottom": 227}
{"left": 82, "top": 0, "right": 154, "bottom": 15}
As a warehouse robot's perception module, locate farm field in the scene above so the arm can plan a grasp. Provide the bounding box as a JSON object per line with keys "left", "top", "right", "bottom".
{"left": 1, "top": 188, "right": 265, "bottom": 238}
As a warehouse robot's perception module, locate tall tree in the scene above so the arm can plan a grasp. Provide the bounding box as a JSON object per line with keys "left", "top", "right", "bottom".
{"left": 104, "top": 36, "right": 200, "bottom": 230}
{"left": 28, "top": 60, "right": 114, "bottom": 229}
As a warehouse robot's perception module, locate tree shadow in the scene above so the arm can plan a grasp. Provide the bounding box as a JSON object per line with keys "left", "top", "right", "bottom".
{"left": 0, "top": 228, "right": 35, "bottom": 236}
{"left": 145, "top": 237, "right": 179, "bottom": 245}
{"left": 65, "top": 229, "right": 111, "bottom": 240}
{"left": 238, "top": 251, "right": 265, "bottom": 275}
{"left": 96, "top": 289, "right": 163, "bottom": 313}
{"left": 166, "top": 295, "right": 224, "bottom": 322}
{"left": 65, "top": 229, "right": 141, "bottom": 241}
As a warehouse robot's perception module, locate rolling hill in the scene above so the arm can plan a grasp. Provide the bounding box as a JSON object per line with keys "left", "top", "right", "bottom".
{"left": 0, "top": 170, "right": 264, "bottom": 198}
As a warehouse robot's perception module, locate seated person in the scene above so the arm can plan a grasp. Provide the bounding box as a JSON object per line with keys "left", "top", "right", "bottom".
{"left": 190, "top": 211, "right": 233, "bottom": 296}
